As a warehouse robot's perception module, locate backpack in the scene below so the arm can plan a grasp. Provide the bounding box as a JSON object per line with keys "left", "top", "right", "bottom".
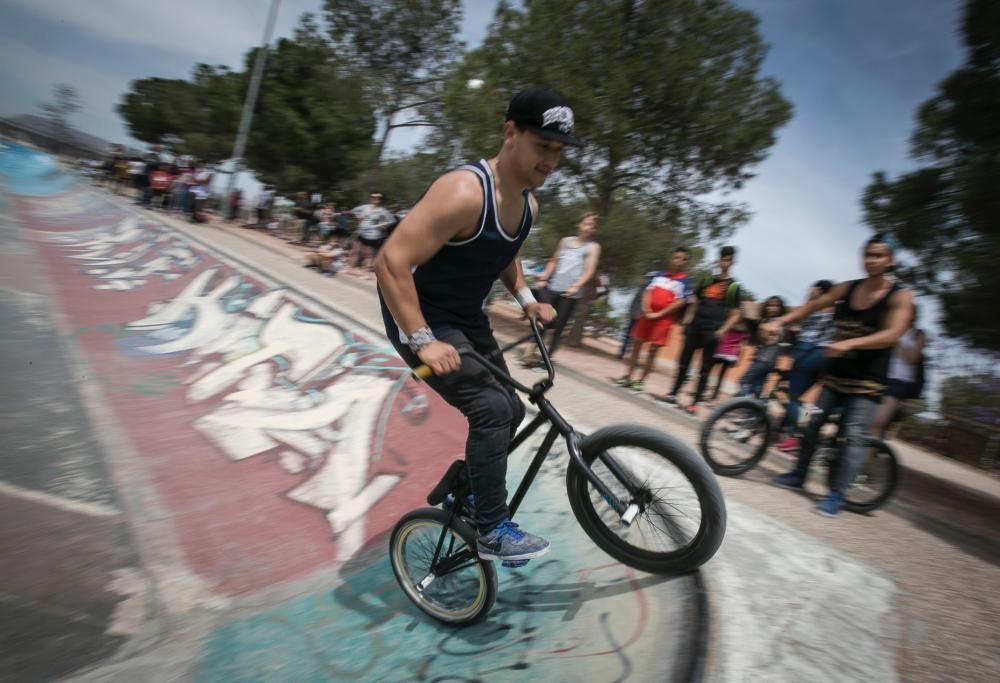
{"left": 700, "top": 274, "right": 741, "bottom": 309}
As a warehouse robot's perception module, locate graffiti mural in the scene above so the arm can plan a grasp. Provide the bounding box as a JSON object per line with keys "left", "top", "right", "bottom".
{"left": 49, "top": 217, "right": 451, "bottom": 562}
{"left": 16, "top": 191, "right": 467, "bottom": 594}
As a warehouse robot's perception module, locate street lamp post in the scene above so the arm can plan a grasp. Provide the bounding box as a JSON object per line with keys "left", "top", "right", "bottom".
{"left": 222, "top": 0, "right": 281, "bottom": 221}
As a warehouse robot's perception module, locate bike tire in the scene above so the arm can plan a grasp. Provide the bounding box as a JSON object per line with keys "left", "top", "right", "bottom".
{"left": 566, "top": 425, "right": 727, "bottom": 574}
{"left": 699, "top": 398, "right": 773, "bottom": 476}
{"left": 389, "top": 507, "right": 497, "bottom": 625}
{"left": 837, "top": 438, "right": 901, "bottom": 513}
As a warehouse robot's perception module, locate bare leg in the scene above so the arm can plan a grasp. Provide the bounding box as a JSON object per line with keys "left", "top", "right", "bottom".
{"left": 870, "top": 396, "right": 900, "bottom": 440}
{"left": 639, "top": 344, "right": 662, "bottom": 381}
{"left": 624, "top": 340, "right": 644, "bottom": 379}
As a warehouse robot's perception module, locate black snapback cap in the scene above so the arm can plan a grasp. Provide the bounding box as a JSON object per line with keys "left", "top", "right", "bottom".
{"left": 505, "top": 89, "right": 584, "bottom": 147}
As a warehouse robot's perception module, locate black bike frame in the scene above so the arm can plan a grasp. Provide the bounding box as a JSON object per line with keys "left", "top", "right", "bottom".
{"left": 420, "top": 318, "right": 638, "bottom": 577}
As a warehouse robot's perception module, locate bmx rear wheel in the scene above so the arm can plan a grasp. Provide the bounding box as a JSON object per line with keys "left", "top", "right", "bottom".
{"left": 389, "top": 507, "right": 497, "bottom": 625}
{"left": 567, "top": 425, "right": 727, "bottom": 575}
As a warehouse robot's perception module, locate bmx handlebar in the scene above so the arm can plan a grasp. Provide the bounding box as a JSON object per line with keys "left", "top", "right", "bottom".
{"left": 411, "top": 314, "right": 554, "bottom": 394}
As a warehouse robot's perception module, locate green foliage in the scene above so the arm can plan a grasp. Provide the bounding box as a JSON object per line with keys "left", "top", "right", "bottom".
{"left": 116, "top": 15, "right": 376, "bottom": 192}
{"left": 112, "top": 0, "right": 792, "bottom": 290}
{"left": 323, "top": 0, "right": 463, "bottom": 178}
{"left": 432, "top": 0, "right": 791, "bottom": 228}
{"left": 862, "top": 0, "right": 1000, "bottom": 352}
{"left": 117, "top": 66, "right": 241, "bottom": 162}
{"left": 245, "top": 15, "right": 376, "bottom": 192}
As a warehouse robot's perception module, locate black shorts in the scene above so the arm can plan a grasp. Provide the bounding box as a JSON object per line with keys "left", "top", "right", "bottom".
{"left": 886, "top": 378, "right": 915, "bottom": 400}
{"left": 358, "top": 235, "right": 384, "bottom": 249}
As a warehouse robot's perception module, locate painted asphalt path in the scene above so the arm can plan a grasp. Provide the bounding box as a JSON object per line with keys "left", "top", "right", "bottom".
{"left": 1, "top": 143, "right": 908, "bottom": 682}
{"left": 0, "top": 185, "right": 145, "bottom": 682}
{"left": 1, "top": 145, "right": 700, "bottom": 682}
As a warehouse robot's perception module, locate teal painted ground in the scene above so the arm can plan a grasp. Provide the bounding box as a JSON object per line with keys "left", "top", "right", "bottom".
{"left": 0, "top": 142, "right": 77, "bottom": 196}
{"left": 196, "top": 440, "right": 687, "bottom": 683}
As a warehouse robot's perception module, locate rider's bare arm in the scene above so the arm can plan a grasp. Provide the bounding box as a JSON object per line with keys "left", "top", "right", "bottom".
{"left": 900, "top": 328, "right": 926, "bottom": 363}
{"left": 375, "top": 171, "right": 482, "bottom": 337}
{"left": 776, "top": 281, "right": 851, "bottom": 328}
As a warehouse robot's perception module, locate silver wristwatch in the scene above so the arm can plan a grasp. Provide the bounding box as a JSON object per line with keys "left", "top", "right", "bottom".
{"left": 407, "top": 326, "right": 436, "bottom": 354}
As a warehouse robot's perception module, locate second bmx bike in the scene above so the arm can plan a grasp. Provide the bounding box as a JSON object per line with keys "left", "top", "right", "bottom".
{"left": 699, "top": 367, "right": 900, "bottom": 513}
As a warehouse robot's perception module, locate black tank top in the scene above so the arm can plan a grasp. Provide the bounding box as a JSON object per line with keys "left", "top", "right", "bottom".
{"left": 824, "top": 278, "right": 901, "bottom": 396}
{"left": 379, "top": 159, "right": 533, "bottom": 341}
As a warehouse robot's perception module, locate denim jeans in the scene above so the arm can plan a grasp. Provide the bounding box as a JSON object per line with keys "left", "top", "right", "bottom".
{"left": 783, "top": 344, "right": 828, "bottom": 432}
{"left": 391, "top": 327, "right": 525, "bottom": 534}
{"left": 738, "top": 344, "right": 778, "bottom": 398}
{"left": 792, "top": 387, "right": 878, "bottom": 494}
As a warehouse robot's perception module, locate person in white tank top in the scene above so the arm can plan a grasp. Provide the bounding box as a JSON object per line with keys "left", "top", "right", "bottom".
{"left": 523, "top": 212, "right": 602, "bottom": 364}
{"left": 871, "top": 305, "right": 926, "bottom": 439}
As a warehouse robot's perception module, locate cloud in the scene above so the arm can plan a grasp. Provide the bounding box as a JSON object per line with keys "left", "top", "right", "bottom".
{"left": 0, "top": 38, "right": 134, "bottom": 141}
{"left": 4, "top": 0, "right": 320, "bottom": 65}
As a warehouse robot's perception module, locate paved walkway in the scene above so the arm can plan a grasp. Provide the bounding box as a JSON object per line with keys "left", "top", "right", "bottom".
{"left": 2, "top": 145, "right": 998, "bottom": 682}
{"left": 171, "top": 212, "right": 1000, "bottom": 683}
{"left": 214, "top": 217, "right": 1000, "bottom": 505}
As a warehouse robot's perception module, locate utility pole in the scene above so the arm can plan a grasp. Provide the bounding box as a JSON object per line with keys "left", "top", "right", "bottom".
{"left": 222, "top": 0, "right": 281, "bottom": 220}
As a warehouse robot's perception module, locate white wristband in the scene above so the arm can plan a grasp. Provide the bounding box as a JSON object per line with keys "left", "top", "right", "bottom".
{"left": 514, "top": 286, "right": 537, "bottom": 309}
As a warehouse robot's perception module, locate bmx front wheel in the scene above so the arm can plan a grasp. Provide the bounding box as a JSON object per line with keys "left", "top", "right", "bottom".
{"left": 389, "top": 508, "right": 497, "bottom": 625}
{"left": 567, "top": 425, "right": 727, "bottom": 575}
{"left": 700, "top": 398, "right": 773, "bottom": 476}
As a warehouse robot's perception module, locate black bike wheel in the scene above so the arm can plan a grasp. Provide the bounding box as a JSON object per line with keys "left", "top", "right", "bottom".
{"left": 700, "top": 398, "right": 773, "bottom": 476}
{"left": 389, "top": 508, "right": 497, "bottom": 625}
{"left": 567, "top": 425, "right": 727, "bottom": 574}
{"left": 836, "top": 439, "right": 900, "bottom": 513}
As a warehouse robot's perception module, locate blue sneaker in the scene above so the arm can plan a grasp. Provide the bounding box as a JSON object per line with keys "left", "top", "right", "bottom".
{"left": 772, "top": 472, "right": 805, "bottom": 489}
{"left": 815, "top": 492, "right": 844, "bottom": 518}
{"left": 476, "top": 519, "right": 550, "bottom": 562}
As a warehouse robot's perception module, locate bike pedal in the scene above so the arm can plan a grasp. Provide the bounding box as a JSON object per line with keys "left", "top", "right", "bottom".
{"left": 501, "top": 559, "right": 530, "bottom": 569}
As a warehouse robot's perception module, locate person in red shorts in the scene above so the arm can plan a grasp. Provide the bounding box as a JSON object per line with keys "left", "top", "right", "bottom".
{"left": 616, "top": 247, "right": 692, "bottom": 391}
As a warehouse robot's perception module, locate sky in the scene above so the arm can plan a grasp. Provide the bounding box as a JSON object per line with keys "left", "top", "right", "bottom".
{"left": 0, "top": 0, "right": 969, "bottom": 347}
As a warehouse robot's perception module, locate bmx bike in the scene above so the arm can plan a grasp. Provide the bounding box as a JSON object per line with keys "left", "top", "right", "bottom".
{"left": 389, "top": 317, "right": 727, "bottom": 625}
{"left": 699, "top": 367, "right": 900, "bottom": 513}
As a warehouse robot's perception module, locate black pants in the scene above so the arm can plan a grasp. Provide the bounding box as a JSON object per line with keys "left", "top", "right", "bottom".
{"left": 670, "top": 327, "right": 719, "bottom": 405}
{"left": 540, "top": 289, "right": 579, "bottom": 358}
{"left": 392, "top": 327, "right": 525, "bottom": 534}
{"left": 708, "top": 357, "right": 736, "bottom": 400}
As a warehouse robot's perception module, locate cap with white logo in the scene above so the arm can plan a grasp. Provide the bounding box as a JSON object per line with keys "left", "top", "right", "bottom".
{"left": 505, "top": 89, "right": 584, "bottom": 147}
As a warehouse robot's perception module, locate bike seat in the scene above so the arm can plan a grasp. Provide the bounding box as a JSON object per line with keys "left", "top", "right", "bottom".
{"left": 427, "top": 459, "right": 468, "bottom": 506}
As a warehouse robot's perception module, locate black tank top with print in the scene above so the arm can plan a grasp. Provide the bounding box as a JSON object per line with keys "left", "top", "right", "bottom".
{"left": 379, "top": 159, "right": 533, "bottom": 341}
{"left": 824, "top": 278, "right": 901, "bottom": 396}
